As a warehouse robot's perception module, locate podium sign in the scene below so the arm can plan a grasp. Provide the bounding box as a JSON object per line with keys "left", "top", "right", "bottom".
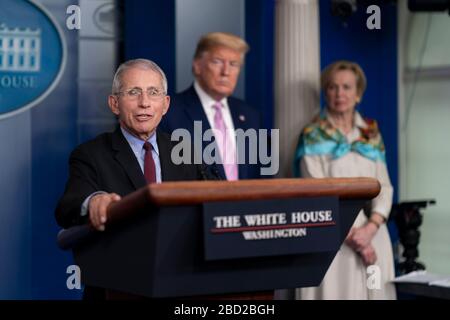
{"left": 203, "top": 197, "right": 340, "bottom": 261}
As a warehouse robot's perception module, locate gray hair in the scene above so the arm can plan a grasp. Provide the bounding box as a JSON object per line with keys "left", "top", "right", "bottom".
{"left": 112, "top": 58, "right": 168, "bottom": 94}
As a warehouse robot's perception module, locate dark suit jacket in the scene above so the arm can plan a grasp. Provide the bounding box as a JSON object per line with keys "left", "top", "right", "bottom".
{"left": 55, "top": 127, "right": 204, "bottom": 229}
{"left": 159, "top": 85, "right": 263, "bottom": 180}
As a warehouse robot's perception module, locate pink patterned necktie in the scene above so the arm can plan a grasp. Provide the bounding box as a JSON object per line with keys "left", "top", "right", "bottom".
{"left": 213, "top": 101, "right": 238, "bottom": 180}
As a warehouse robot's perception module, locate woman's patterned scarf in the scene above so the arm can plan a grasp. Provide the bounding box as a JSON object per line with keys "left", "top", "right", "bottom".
{"left": 293, "top": 111, "right": 386, "bottom": 177}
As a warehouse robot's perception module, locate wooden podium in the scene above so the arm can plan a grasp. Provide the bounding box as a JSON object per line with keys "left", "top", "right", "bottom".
{"left": 58, "top": 178, "right": 380, "bottom": 299}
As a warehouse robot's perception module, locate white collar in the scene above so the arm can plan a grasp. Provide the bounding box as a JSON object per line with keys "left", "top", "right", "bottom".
{"left": 194, "top": 80, "right": 227, "bottom": 108}
{"left": 325, "top": 109, "right": 368, "bottom": 130}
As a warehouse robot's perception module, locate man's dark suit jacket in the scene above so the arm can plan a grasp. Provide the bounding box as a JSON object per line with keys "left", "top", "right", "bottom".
{"left": 55, "top": 127, "right": 204, "bottom": 229}
{"left": 159, "top": 85, "right": 263, "bottom": 180}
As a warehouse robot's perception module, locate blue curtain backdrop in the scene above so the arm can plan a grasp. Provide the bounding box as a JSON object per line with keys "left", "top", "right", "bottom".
{"left": 124, "top": 0, "right": 176, "bottom": 95}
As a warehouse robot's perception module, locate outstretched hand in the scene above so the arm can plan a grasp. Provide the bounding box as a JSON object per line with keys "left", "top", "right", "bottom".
{"left": 88, "top": 193, "right": 121, "bottom": 231}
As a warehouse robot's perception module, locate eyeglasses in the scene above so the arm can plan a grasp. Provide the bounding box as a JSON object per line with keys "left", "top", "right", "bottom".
{"left": 115, "top": 87, "right": 166, "bottom": 100}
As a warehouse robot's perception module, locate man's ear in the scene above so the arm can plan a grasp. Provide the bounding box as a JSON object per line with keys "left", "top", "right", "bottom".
{"left": 162, "top": 95, "right": 170, "bottom": 115}
{"left": 192, "top": 59, "right": 201, "bottom": 77}
{"left": 108, "top": 95, "right": 120, "bottom": 116}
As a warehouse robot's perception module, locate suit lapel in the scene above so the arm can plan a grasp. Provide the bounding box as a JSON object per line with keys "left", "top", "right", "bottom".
{"left": 229, "top": 99, "right": 250, "bottom": 179}
{"left": 229, "top": 98, "right": 249, "bottom": 130}
{"left": 182, "top": 87, "right": 226, "bottom": 179}
{"left": 111, "top": 128, "right": 147, "bottom": 190}
{"left": 182, "top": 86, "right": 256, "bottom": 180}
{"left": 181, "top": 86, "right": 211, "bottom": 130}
{"left": 157, "top": 131, "right": 183, "bottom": 182}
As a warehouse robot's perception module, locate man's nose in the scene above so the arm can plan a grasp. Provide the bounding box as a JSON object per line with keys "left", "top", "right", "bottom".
{"left": 139, "top": 93, "right": 151, "bottom": 107}
{"left": 221, "top": 62, "right": 231, "bottom": 75}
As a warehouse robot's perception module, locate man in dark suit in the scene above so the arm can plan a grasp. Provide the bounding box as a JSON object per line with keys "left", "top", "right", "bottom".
{"left": 159, "top": 32, "right": 264, "bottom": 180}
{"left": 55, "top": 59, "right": 206, "bottom": 232}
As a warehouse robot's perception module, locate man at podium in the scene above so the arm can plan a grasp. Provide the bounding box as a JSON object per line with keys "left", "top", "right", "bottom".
{"left": 55, "top": 59, "right": 207, "bottom": 232}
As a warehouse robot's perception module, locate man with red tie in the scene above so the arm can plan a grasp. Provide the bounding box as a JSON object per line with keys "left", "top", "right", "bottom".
{"left": 160, "top": 32, "right": 264, "bottom": 180}
{"left": 55, "top": 59, "right": 206, "bottom": 232}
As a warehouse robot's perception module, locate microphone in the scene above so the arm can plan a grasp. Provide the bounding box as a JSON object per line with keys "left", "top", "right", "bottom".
{"left": 210, "top": 164, "right": 224, "bottom": 180}
{"left": 200, "top": 164, "right": 209, "bottom": 180}
{"left": 200, "top": 163, "right": 223, "bottom": 180}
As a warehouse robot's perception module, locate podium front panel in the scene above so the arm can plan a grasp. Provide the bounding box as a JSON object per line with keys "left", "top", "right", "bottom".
{"left": 73, "top": 197, "right": 366, "bottom": 297}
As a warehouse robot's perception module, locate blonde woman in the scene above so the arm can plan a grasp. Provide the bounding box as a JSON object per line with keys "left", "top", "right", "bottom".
{"left": 293, "top": 60, "right": 396, "bottom": 300}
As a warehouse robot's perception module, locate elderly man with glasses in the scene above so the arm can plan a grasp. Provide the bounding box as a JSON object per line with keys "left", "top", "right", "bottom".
{"left": 55, "top": 59, "right": 206, "bottom": 232}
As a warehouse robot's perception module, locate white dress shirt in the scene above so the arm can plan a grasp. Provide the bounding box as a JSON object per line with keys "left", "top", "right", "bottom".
{"left": 194, "top": 81, "right": 237, "bottom": 151}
